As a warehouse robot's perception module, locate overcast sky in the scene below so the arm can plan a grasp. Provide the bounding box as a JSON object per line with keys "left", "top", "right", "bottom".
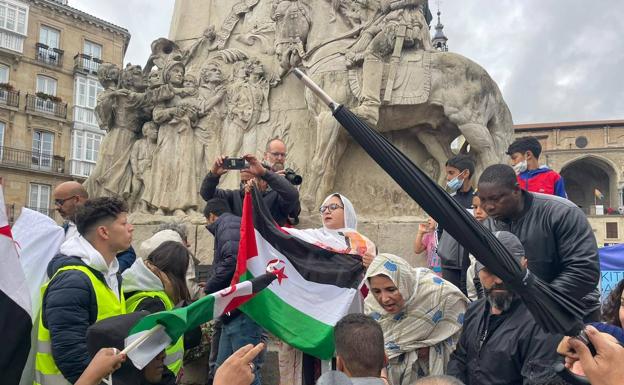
{"left": 69, "top": 0, "right": 623, "bottom": 124}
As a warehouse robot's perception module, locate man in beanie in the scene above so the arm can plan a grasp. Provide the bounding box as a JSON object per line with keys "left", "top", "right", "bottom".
{"left": 447, "top": 231, "right": 562, "bottom": 385}
{"left": 85, "top": 311, "right": 176, "bottom": 385}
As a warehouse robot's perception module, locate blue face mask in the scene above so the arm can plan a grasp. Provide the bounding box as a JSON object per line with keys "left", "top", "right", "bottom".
{"left": 446, "top": 173, "right": 464, "bottom": 192}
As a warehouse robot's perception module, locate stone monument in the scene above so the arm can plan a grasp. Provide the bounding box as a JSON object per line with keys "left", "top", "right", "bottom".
{"left": 85, "top": 0, "right": 514, "bottom": 266}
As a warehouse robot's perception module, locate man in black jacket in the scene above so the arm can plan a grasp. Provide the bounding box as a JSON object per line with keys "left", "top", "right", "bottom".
{"left": 447, "top": 231, "right": 562, "bottom": 385}
{"left": 203, "top": 198, "right": 264, "bottom": 385}
{"left": 477, "top": 164, "right": 601, "bottom": 321}
{"left": 204, "top": 198, "right": 241, "bottom": 294}
{"left": 38, "top": 197, "right": 133, "bottom": 384}
{"left": 200, "top": 154, "right": 300, "bottom": 227}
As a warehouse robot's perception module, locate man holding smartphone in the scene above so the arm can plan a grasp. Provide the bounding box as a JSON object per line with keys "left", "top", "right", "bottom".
{"left": 200, "top": 154, "right": 301, "bottom": 227}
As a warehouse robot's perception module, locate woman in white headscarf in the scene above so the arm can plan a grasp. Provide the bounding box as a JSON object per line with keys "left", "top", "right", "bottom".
{"left": 277, "top": 193, "right": 376, "bottom": 385}
{"left": 285, "top": 193, "right": 376, "bottom": 267}
{"left": 365, "top": 253, "right": 468, "bottom": 385}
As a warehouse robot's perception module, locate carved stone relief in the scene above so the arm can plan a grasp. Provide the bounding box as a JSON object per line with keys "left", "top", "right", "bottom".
{"left": 87, "top": 0, "right": 514, "bottom": 220}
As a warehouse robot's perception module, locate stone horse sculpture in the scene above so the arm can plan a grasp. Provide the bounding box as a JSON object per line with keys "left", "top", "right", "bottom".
{"left": 299, "top": 0, "right": 513, "bottom": 208}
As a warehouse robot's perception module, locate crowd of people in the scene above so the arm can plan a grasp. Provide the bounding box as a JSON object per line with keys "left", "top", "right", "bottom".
{"left": 19, "top": 135, "right": 624, "bottom": 385}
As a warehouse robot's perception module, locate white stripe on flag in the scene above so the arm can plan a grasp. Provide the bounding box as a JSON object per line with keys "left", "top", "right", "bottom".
{"left": 0, "top": 186, "right": 32, "bottom": 317}
{"left": 213, "top": 280, "right": 254, "bottom": 316}
{"left": 250, "top": 230, "right": 358, "bottom": 326}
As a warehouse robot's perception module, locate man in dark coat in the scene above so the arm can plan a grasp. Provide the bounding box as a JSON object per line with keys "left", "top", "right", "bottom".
{"left": 447, "top": 231, "right": 562, "bottom": 385}
{"left": 477, "top": 164, "right": 601, "bottom": 321}
{"left": 203, "top": 197, "right": 264, "bottom": 385}
{"left": 200, "top": 154, "right": 300, "bottom": 227}
{"left": 204, "top": 198, "right": 242, "bottom": 295}
{"left": 39, "top": 197, "right": 133, "bottom": 383}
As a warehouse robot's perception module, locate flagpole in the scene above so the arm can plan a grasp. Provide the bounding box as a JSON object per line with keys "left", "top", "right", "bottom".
{"left": 121, "top": 324, "right": 164, "bottom": 355}
{"left": 292, "top": 68, "right": 340, "bottom": 112}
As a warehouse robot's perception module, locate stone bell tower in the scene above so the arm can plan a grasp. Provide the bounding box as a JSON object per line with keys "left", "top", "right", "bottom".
{"left": 432, "top": 8, "right": 449, "bottom": 52}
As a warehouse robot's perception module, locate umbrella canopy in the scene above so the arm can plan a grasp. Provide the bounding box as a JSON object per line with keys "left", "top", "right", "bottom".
{"left": 293, "top": 68, "right": 585, "bottom": 336}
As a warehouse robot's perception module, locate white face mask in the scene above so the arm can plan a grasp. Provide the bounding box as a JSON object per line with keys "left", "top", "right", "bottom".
{"left": 513, "top": 160, "right": 527, "bottom": 175}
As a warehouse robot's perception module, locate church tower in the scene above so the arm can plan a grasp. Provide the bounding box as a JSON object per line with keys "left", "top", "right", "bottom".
{"left": 432, "top": 8, "right": 449, "bottom": 52}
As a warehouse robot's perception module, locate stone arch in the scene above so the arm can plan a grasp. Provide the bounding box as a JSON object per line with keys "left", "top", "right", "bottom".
{"left": 560, "top": 155, "right": 619, "bottom": 213}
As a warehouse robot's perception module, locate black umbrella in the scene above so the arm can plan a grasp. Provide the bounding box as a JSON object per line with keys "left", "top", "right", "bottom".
{"left": 293, "top": 68, "right": 586, "bottom": 337}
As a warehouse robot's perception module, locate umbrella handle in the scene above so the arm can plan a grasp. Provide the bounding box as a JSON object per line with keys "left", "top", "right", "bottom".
{"left": 292, "top": 68, "right": 340, "bottom": 112}
{"left": 553, "top": 362, "right": 591, "bottom": 385}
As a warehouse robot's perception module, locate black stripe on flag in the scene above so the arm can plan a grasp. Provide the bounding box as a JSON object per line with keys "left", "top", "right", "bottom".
{"left": 251, "top": 189, "right": 364, "bottom": 289}
{"left": 0, "top": 291, "right": 32, "bottom": 385}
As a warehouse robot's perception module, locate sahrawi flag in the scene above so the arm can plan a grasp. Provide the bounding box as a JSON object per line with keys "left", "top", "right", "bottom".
{"left": 125, "top": 272, "right": 276, "bottom": 369}
{"left": 233, "top": 189, "right": 366, "bottom": 359}
{"left": 0, "top": 181, "right": 33, "bottom": 385}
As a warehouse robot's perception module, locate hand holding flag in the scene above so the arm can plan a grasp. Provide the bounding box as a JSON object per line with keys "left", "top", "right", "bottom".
{"left": 124, "top": 273, "right": 276, "bottom": 369}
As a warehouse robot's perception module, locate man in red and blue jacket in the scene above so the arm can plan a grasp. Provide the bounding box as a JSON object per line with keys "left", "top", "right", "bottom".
{"left": 507, "top": 136, "right": 567, "bottom": 198}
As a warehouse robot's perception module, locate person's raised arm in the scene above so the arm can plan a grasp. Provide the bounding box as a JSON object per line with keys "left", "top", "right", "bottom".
{"left": 200, "top": 155, "right": 228, "bottom": 202}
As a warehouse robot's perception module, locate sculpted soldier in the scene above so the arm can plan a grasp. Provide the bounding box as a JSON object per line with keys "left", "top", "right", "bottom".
{"left": 346, "top": 0, "right": 432, "bottom": 125}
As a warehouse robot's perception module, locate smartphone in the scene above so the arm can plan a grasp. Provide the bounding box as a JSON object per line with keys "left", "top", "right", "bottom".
{"left": 223, "top": 157, "right": 249, "bottom": 170}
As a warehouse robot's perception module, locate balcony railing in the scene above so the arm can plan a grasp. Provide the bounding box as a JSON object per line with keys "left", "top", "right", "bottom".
{"left": 0, "top": 89, "right": 19, "bottom": 108}
{"left": 35, "top": 43, "right": 63, "bottom": 67}
{"left": 74, "top": 53, "right": 102, "bottom": 74}
{"left": 0, "top": 145, "right": 67, "bottom": 174}
{"left": 25, "top": 94, "right": 67, "bottom": 119}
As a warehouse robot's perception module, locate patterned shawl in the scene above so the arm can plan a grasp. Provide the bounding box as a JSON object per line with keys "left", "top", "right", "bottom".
{"left": 365, "top": 253, "right": 468, "bottom": 384}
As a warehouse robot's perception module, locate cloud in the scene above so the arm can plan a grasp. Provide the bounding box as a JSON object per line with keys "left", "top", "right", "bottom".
{"left": 69, "top": 0, "right": 175, "bottom": 66}
{"left": 443, "top": 0, "right": 624, "bottom": 123}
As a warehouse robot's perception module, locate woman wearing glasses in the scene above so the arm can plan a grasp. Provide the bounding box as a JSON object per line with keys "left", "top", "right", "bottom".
{"left": 285, "top": 193, "right": 377, "bottom": 268}
{"left": 278, "top": 193, "right": 377, "bottom": 385}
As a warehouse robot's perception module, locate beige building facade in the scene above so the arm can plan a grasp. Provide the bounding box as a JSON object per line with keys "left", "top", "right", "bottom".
{"left": 514, "top": 120, "right": 624, "bottom": 246}
{"left": 0, "top": 0, "right": 129, "bottom": 222}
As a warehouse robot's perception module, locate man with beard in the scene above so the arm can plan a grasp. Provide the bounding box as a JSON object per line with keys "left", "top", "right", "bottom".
{"left": 263, "top": 138, "right": 288, "bottom": 173}
{"left": 447, "top": 231, "right": 562, "bottom": 385}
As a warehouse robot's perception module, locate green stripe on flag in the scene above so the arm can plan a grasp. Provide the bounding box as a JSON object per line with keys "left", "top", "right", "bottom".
{"left": 129, "top": 293, "right": 216, "bottom": 341}
{"left": 239, "top": 272, "right": 335, "bottom": 359}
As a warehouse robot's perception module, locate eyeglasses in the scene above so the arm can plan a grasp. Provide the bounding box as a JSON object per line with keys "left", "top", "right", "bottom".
{"left": 269, "top": 152, "right": 287, "bottom": 158}
{"left": 319, "top": 203, "right": 344, "bottom": 214}
{"left": 54, "top": 196, "right": 77, "bottom": 206}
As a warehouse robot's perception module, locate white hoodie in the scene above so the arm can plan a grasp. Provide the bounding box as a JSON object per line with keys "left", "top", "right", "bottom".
{"left": 122, "top": 257, "right": 164, "bottom": 294}
{"left": 59, "top": 236, "right": 121, "bottom": 299}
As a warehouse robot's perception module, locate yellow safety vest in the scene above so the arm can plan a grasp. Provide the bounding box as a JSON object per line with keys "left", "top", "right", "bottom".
{"left": 34, "top": 265, "right": 126, "bottom": 385}
{"left": 125, "top": 291, "right": 185, "bottom": 375}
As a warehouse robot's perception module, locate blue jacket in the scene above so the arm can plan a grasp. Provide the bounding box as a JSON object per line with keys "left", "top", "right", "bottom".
{"left": 42, "top": 254, "right": 123, "bottom": 383}
{"left": 204, "top": 212, "right": 241, "bottom": 295}
{"left": 116, "top": 246, "right": 136, "bottom": 273}
{"left": 517, "top": 167, "right": 567, "bottom": 198}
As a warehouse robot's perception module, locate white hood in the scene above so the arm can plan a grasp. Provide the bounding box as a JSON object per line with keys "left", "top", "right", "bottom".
{"left": 59, "top": 236, "right": 120, "bottom": 298}
{"left": 122, "top": 258, "right": 164, "bottom": 293}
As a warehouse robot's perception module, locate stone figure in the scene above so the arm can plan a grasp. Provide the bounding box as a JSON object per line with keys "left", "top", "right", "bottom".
{"left": 93, "top": 63, "right": 122, "bottom": 132}
{"left": 346, "top": 0, "right": 433, "bottom": 125}
{"left": 145, "top": 61, "right": 199, "bottom": 216}
{"left": 216, "top": 0, "right": 261, "bottom": 49}
{"left": 271, "top": 0, "right": 311, "bottom": 75}
{"left": 130, "top": 121, "right": 158, "bottom": 213}
{"left": 85, "top": 64, "right": 150, "bottom": 199}
{"left": 146, "top": 67, "right": 175, "bottom": 105}
{"left": 222, "top": 59, "right": 271, "bottom": 156}
{"left": 299, "top": 0, "right": 512, "bottom": 208}
{"left": 195, "top": 62, "right": 227, "bottom": 178}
